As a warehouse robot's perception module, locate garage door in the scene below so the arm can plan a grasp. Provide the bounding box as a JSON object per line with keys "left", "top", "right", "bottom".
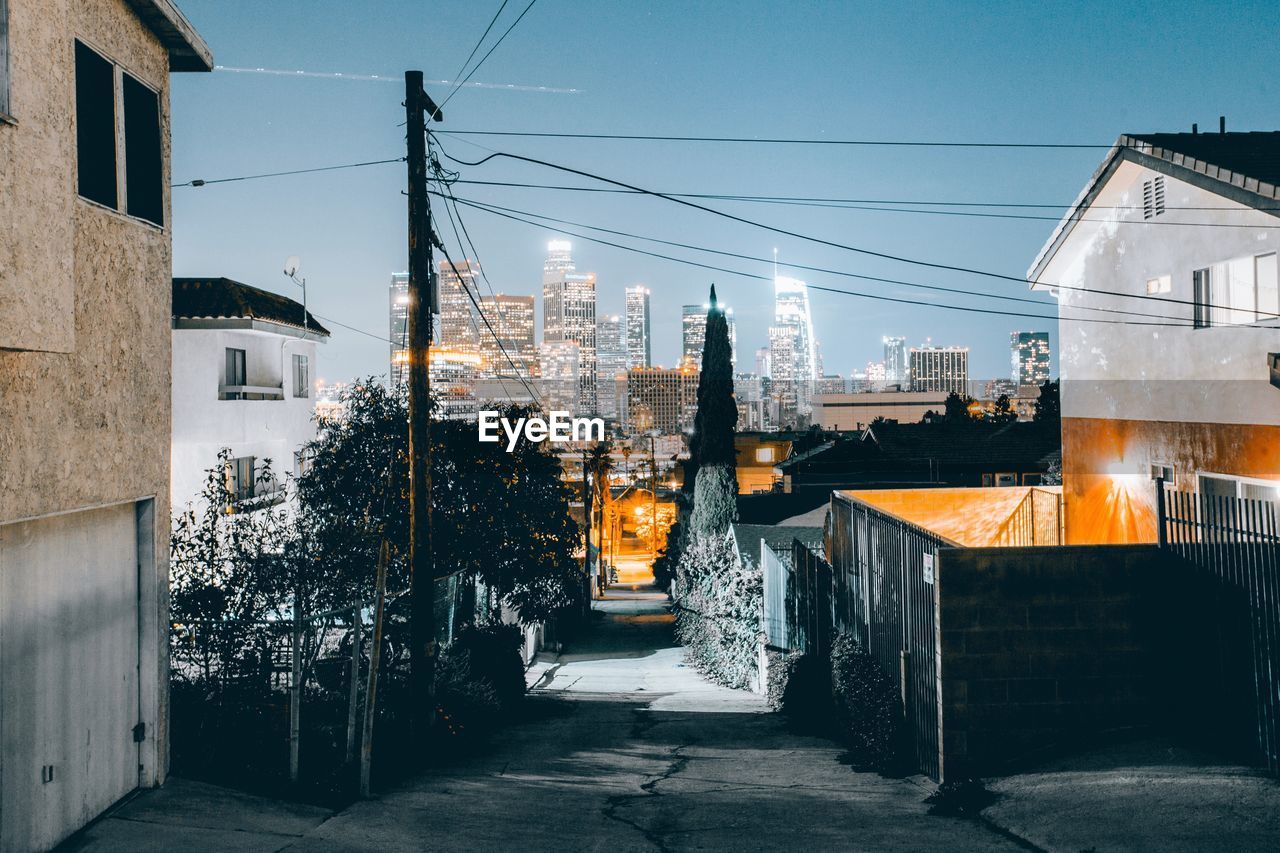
{"left": 1, "top": 502, "right": 141, "bottom": 852}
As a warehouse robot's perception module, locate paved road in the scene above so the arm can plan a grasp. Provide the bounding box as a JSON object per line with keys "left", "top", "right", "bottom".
{"left": 69, "top": 571, "right": 1019, "bottom": 852}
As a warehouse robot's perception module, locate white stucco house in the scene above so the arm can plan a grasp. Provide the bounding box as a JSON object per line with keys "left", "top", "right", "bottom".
{"left": 1028, "top": 129, "right": 1280, "bottom": 544}
{"left": 171, "top": 277, "right": 328, "bottom": 515}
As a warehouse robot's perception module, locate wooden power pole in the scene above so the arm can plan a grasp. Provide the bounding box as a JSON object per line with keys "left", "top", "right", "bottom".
{"left": 405, "top": 70, "right": 443, "bottom": 753}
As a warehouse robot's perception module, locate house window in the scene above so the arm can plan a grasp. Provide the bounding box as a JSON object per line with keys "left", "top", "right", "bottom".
{"left": 1145, "top": 275, "right": 1171, "bottom": 295}
{"left": 123, "top": 74, "right": 162, "bottom": 225}
{"left": 1150, "top": 463, "right": 1175, "bottom": 483}
{"left": 75, "top": 40, "right": 117, "bottom": 209}
{"left": 1, "top": 0, "right": 11, "bottom": 119}
{"left": 995, "top": 472, "right": 1017, "bottom": 487}
{"left": 74, "top": 40, "right": 164, "bottom": 225}
{"left": 1193, "top": 254, "right": 1280, "bottom": 327}
{"left": 1142, "top": 176, "right": 1165, "bottom": 219}
{"left": 223, "top": 347, "right": 246, "bottom": 399}
{"left": 292, "top": 354, "right": 309, "bottom": 397}
{"left": 226, "top": 456, "right": 255, "bottom": 503}
{"left": 755, "top": 446, "right": 774, "bottom": 463}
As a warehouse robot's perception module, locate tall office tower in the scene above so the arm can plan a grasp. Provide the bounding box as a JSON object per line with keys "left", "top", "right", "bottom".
{"left": 537, "top": 340, "right": 581, "bottom": 413}
{"left": 909, "top": 345, "right": 970, "bottom": 394}
{"left": 883, "top": 336, "right": 908, "bottom": 384}
{"left": 755, "top": 347, "right": 771, "bottom": 379}
{"left": 389, "top": 272, "right": 409, "bottom": 387}
{"left": 681, "top": 302, "right": 737, "bottom": 368}
{"left": 541, "top": 241, "right": 598, "bottom": 412}
{"left": 429, "top": 347, "right": 481, "bottom": 422}
{"left": 1010, "top": 331, "right": 1051, "bottom": 387}
{"left": 595, "top": 314, "right": 628, "bottom": 419}
{"left": 477, "top": 293, "right": 536, "bottom": 378}
{"left": 437, "top": 259, "right": 480, "bottom": 355}
{"left": 769, "top": 276, "right": 819, "bottom": 417}
{"left": 618, "top": 365, "right": 701, "bottom": 436}
{"left": 624, "top": 285, "right": 652, "bottom": 368}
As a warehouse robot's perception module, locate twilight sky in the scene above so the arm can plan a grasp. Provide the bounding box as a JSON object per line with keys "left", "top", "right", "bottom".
{"left": 170, "top": 0, "right": 1280, "bottom": 386}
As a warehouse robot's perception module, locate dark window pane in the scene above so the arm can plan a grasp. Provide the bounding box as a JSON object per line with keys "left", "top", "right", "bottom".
{"left": 1, "top": 0, "right": 11, "bottom": 117}
{"left": 75, "top": 40, "right": 117, "bottom": 208}
{"left": 123, "top": 73, "right": 163, "bottom": 225}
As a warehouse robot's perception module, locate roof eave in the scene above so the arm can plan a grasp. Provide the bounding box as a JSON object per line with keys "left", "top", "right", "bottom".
{"left": 125, "top": 0, "right": 213, "bottom": 72}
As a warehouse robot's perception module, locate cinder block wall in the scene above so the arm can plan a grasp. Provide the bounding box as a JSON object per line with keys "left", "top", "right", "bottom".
{"left": 937, "top": 545, "right": 1167, "bottom": 779}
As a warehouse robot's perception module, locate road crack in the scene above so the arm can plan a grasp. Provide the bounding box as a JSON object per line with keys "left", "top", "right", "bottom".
{"left": 600, "top": 734, "right": 695, "bottom": 852}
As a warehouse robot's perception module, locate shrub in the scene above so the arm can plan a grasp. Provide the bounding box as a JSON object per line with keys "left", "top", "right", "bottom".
{"left": 829, "top": 632, "right": 903, "bottom": 771}
{"left": 434, "top": 623, "right": 526, "bottom": 742}
{"left": 672, "top": 535, "right": 761, "bottom": 689}
{"left": 775, "top": 651, "right": 834, "bottom": 734}
{"left": 924, "top": 778, "right": 997, "bottom": 817}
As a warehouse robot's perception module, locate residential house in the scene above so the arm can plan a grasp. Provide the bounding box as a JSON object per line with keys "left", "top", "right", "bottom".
{"left": 0, "top": 2, "right": 211, "bottom": 849}
{"left": 171, "top": 278, "right": 329, "bottom": 513}
{"left": 1028, "top": 130, "right": 1280, "bottom": 543}
{"left": 734, "top": 432, "right": 792, "bottom": 494}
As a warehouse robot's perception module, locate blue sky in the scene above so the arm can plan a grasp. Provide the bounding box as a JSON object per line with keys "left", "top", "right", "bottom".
{"left": 171, "top": 0, "right": 1280, "bottom": 384}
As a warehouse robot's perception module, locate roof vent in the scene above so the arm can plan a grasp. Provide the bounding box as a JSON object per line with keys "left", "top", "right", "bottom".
{"left": 1143, "top": 175, "right": 1166, "bottom": 220}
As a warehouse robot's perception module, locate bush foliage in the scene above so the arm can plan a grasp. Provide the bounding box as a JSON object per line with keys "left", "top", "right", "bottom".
{"left": 434, "top": 623, "right": 526, "bottom": 743}
{"left": 673, "top": 535, "right": 761, "bottom": 689}
{"left": 830, "top": 632, "right": 903, "bottom": 771}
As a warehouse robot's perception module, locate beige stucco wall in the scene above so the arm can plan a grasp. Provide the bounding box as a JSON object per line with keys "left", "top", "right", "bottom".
{"left": 0, "top": 0, "right": 177, "bottom": 799}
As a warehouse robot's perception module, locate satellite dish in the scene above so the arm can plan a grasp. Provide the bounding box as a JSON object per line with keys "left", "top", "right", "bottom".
{"left": 284, "top": 255, "right": 301, "bottom": 277}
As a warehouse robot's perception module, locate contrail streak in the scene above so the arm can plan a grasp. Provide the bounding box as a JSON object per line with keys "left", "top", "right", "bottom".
{"left": 213, "top": 65, "right": 581, "bottom": 94}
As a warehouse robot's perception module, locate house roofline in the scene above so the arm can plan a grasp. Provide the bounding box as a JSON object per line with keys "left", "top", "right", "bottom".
{"left": 1027, "top": 135, "right": 1280, "bottom": 285}
{"left": 125, "top": 0, "right": 213, "bottom": 72}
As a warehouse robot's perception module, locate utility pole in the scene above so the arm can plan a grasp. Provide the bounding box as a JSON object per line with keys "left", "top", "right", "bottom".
{"left": 649, "top": 433, "right": 658, "bottom": 561}
{"left": 405, "top": 70, "right": 443, "bottom": 754}
{"left": 583, "top": 445, "right": 594, "bottom": 597}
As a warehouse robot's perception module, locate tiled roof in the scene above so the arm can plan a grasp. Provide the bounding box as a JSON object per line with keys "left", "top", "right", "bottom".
{"left": 729, "top": 523, "right": 824, "bottom": 567}
{"left": 173, "top": 278, "right": 330, "bottom": 336}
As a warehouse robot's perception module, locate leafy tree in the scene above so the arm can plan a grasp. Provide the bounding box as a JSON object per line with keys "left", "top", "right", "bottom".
{"left": 1034, "top": 379, "right": 1061, "bottom": 423}
{"left": 991, "top": 394, "right": 1017, "bottom": 424}
{"left": 297, "top": 381, "right": 583, "bottom": 625}
{"left": 943, "top": 391, "right": 977, "bottom": 423}
{"left": 688, "top": 285, "right": 739, "bottom": 538}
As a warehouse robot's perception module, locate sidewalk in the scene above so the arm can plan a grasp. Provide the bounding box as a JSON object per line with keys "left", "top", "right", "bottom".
{"left": 981, "top": 738, "right": 1280, "bottom": 852}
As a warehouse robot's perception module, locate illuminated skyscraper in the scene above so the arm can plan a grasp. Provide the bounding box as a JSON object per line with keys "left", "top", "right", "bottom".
{"left": 541, "top": 241, "right": 597, "bottom": 412}
{"left": 769, "top": 275, "right": 819, "bottom": 417}
{"left": 437, "top": 259, "right": 480, "bottom": 356}
{"left": 389, "top": 272, "right": 409, "bottom": 387}
{"left": 1010, "top": 331, "right": 1051, "bottom": 387}
{"left": 537, "top": 340, "right": 580, "bottom": 413}
{"left": 681, "top": 302, "right": 736, "bottom": 368}
{"left": 478, "top": 293, "right": 536, "bottom": 378}
{"left": 910, "top": 345, "right": 969, "bottom": 394}
{"left": 596, "top": 314, "right": 627, "bottom": 419}
{"left": 624, "top": 285, "right": 652, "bottom": 368}
{"left": 883, "top": 336, "right": 908, "bottom": 384}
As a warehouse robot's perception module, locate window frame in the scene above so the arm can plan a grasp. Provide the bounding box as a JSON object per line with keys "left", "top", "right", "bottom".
{"left": 1193, "top": 253, "right": 1280, "bottom": 328}
{"left": 73, "top": 38, "right": 165, "bottom": 228}
{"left": 292, "top": 353, "right": 309, "bottom": 398}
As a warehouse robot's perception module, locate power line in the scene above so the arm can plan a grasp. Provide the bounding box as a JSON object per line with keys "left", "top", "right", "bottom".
{"left": 441, "top": 129, "right": 1114, "bottom": 149}
{"left": 443, "top": 192, "right": 1213, "bottom": 329}
{"left": 449, "top": 1, "right": 510, "bottom": 91}
{"left": 439, "top": 0, "right": 541, "bottom": 110}
{"left": 172, "top": 157, "right": 404, "bottom": 188}
{"left": 213, "top": 64, "right": 579, "bottom": 94}
{"left": 432, "top": 139, "right": 1280, "bottom": 320}
{"left": 443, "top": 194, "right": 1188, "bottom": 324}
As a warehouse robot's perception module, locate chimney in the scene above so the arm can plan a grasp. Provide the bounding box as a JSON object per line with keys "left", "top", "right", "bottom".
{"left": 1192, "top": 123, "right": 1198, "bottom": 134}
{"left": 1220, "top": 115, "right": 1227, "bottom": 134}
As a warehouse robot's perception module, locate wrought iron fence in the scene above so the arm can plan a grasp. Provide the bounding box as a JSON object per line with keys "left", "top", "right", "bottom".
{"left": 993, "top": 487, "right": 1064, "bottom": 546}
{"left": 1159, "top": 486, "right": 1280, "bottom": 774}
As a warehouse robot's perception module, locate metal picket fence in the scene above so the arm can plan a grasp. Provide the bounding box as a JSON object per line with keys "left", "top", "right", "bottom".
{"left": 1159, "top": 486, "right": 1280, "bottom": 774}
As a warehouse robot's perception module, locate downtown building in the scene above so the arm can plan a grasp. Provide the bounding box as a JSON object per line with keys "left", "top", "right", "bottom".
{"left": 478, "top": 293, "right": 536, "bottom": 378}
{"left": 681, "top": 301, "right": 737, "bottom": 368}
{"left": 1028, "top": 130, "right": 1280, "bottom": 544}
{"left": 617, "top": 365, "right": 701, "bottom": 436}
{"left": 389, "top": 271, "right": 410, "bottom": 386}
{"left": 883, "top": 335, "right": 908, "bottom": 384}
{"left": 542, "top": 241, "right": 598, "bottom": 413}
{"left": 624, "top": 284, "right": 652, "bottom": 368}
{"left": 909, "top": 345, "right": 970, "bottom": 394}
{"left": 768, "top": 275, "right": 821, "bottom": 422}
{"left": 437, "top": 258, "right": 481, "bottom": 356}
{"left": 596, "top": 313, "right": 628, "bottom": 420}
{"left": 1011, "top": 331, "right": 1051, "bottom": 389}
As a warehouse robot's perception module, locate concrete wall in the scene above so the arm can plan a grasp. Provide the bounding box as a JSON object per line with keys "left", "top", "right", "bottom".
{"left": 0, "top": 2, "right": 180, "bottom": 848}
{"left": 936, "top": 545, "right": 1167, "bottom": 780}
{"left": 170, "top": 327, "right": 318, "bottom": 514}
{"left": 812, "top": 391, "right": 949, "bottom": 431}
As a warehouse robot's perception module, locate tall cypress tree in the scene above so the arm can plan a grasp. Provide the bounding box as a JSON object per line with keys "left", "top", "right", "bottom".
{"left": 689, "top": 284, "right": 738, "bottom": 537}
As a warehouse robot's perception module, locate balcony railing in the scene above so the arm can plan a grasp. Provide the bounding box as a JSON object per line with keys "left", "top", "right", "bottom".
{"left": 220, "top": 384, "right": 285, "bottom": 401}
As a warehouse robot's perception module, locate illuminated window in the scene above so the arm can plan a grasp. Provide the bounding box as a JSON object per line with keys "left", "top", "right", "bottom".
{"left": 755, "top": 447, "right": 774, "bottom": 463}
